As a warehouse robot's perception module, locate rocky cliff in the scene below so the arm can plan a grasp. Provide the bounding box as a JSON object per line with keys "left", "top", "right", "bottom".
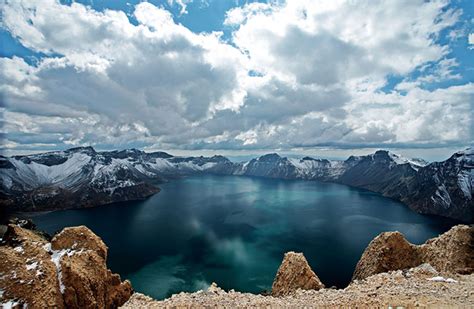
{"left": 0, "top": 223, "right": 132, "bottom": 308}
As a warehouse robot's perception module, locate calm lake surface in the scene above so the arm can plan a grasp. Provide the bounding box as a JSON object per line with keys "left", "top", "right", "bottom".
{"left": 29, "top": 175, "right": 456, "bottom": 299}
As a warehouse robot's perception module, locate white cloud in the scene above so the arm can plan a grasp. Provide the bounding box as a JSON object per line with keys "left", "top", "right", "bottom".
{"left": 227, "top": 0, "right": 458, "bottom": 81}
{"left": 167, "top": 0, "right": 192, "bottom": 15}
{"left": 469, "top": 33, "right": 474, "bottom": 48}
{"left": 0, "top": 0, "right": 472, "bottom": 153}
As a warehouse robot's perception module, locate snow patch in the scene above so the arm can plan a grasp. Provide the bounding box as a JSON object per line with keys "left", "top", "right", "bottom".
{"left": 432, "top": 184, "right": 452, "bottom": 208}
{"left": 388, "top": 152, "right": 427, "bottom": 170}
{"left": 13, "top": 246, "right": 24, "bottom": 254}
{"left": 1, "top": 300, "right": 22, "bottom": 309}
{"left": 428, "top": 276, "right": 458, "bottom": 283}
{"left": 43, "top": 243, "right": 85, "bottom": 294}
{"left": 26, "top": 261, "right": 38, "bottom": 271}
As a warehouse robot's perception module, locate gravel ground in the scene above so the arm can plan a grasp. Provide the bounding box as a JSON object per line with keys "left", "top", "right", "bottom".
{"left": 121, "top": 265, "right": 474, "bottom": 308}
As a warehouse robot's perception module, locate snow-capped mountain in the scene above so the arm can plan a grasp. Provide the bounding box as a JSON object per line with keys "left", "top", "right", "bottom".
{"left": 0, "top": 147, "right": 235, "bottom": 212}
{"left": 400, "top": 148, "right": 473, "bottom": 221}
{"left": 1, "top": 147, "right": 472, "bottom": 222}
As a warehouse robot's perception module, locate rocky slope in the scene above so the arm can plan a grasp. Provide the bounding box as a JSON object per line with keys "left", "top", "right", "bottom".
{"left": 0, "top": 222, "right": 132, "bottom": 308}
{"left": 122, "top": 269, "right": 474, "bottom": 308}
{"left": 122, "top": 225, "right": 474, "bottom": 308}
{"left": 1, "top": 147, "right": 472, "bottom": 221}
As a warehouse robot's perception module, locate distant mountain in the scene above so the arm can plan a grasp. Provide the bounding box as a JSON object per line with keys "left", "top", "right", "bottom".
{"left": 0, "top": 147, "right": 234, "bottom": 212}
{"left": 400, "top": 149, "right": 474, "bottom": 221}
{"left": 1, "top": 147, "right": 472, "bottom": 222}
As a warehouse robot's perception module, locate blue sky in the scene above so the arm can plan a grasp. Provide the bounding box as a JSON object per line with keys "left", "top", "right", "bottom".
{"left": 1, "top": 0, "right": 473, "bottom": 160}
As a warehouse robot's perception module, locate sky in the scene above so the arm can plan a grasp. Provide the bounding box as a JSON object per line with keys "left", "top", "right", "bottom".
{"left": 0, "top": 0, "right": 473, "bottom": 161}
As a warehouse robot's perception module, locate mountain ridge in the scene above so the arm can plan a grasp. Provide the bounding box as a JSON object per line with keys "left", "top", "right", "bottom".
{"left": 1, "top": 147, "right": 472, "bottom": 222}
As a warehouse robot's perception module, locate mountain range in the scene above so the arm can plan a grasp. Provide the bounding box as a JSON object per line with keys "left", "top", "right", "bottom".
{"left": 1, "top": 147, "right": 472, "bottom": 222}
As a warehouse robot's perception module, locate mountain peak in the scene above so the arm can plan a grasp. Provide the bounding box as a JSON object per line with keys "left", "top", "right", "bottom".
{"left": 372, "top": 150, "right": 426, "bottom": 167}
{"left": 452, "top": 147, "right": 473, "bottom": 164}
{"left": 455, "top": 148, "right": 473, "bottom": 156}
{"left": 258, "top": 153, "right": 282, "bottom": 162}
{"left": 148, "top": 151, "right": 173, "bottom": 159}
{"left": 67, "top": 146, "right": 96, "bottom": 154}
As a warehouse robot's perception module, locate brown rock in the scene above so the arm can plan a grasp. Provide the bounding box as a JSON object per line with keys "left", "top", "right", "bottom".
{"left": 51, "top": 225, "right": 107, "bottom": 259}
{"left": 420, "top": 224, "right": 474, "bottom": 274}
{"left": 0, "top": 224, "right": 132, "bottom": 308}
{"left": 352, "top": 231, "right": 421, "bottom": 281}
{"left": 271, "top": 251, "right": 324, "bottom": 296}
{"left": 0, "top": 224, "right": 65, "bottom": 308}
{"left": 352, "top": 224, "right": 474, "bottom": 281}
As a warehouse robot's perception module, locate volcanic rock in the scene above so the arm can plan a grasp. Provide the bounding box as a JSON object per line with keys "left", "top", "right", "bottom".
{"left": 353, "top": 224, "right": 474, "bottom": 281}
{"left": 0, "top": 224, "right": 132, "bottom": 308}
{"left": 352, "top": 231, "right": 422, "bottom": 281}
{"left": 271, "top": 251, "right": 324, "bottom": 296}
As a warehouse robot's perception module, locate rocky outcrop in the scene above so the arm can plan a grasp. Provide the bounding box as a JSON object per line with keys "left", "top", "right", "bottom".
{"left": 0, "top": 224, "right": 132, "bottom": 308}
{"left": 419, "top": 224, "right": 474, "bottom": 275}
{"left": 351, "top": 232, "right": 422, "bottom": 281}
{"left": 271, "top": 251, "right": 324, "bottom": 296}
{"left": 353, "top": 224, "right": 474, "bottom": 281}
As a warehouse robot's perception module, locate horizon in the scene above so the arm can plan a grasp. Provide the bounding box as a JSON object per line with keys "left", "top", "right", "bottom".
{"left": 2, "top": 144, "right": 470, "bottom": 162}
{"left": 1, "top": 0, "right": 473, "bottom": 158}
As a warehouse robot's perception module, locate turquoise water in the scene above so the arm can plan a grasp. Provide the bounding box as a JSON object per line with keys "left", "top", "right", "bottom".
{"left": 30, "top": 175, "right": 456, "bottom": 299}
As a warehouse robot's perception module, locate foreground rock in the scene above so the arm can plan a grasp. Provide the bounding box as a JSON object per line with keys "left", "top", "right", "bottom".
{"left": 121, "top": 264, "right": 474, "bottom": 308}
{"left": 271, "top": 251, "right": 324, "bottom": 296}
{"left": 0, "top": 224, "right": 132, "bottom": 308}
{"left": 353, "top": 224, "right": 474, "bottom": 280}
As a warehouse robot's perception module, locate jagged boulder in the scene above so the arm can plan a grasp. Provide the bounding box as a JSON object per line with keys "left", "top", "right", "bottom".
{"left": 420, "top": 225, "right": 474, "bottom": 274}
{"left": 271, "top": 251, "right": 324, "bottom": 296}
{"left": 0, "top": 224, "right": 132, "bottom": 308}
{"left": 352, "top": 231, "right": 421, "bottom": 281}
{"left": 353, "top": 224, "right": 474, "bottom": 281}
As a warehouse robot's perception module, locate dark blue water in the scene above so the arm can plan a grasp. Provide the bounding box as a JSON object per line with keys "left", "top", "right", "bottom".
{"left": 28, "top": 175, "right": 456, "bottom": 299}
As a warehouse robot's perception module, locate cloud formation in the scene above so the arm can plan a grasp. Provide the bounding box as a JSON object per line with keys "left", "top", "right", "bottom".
{"left": 1, "top": 0, "right": 472, "bottom": 153}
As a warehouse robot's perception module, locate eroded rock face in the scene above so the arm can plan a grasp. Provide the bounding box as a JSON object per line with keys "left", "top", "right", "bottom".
{"left": 0, "top": 225, "right": 64, "bottom": 308}
{"left": 271, "top": 251, "right": 324, "bottom": 296}
{"left": 352, "top": 231, "right": 422, "bottom": 281}
{"left": 353, "top": 224, "right": 474, "bottom": 281}
{"left": 420, "top": 225, "right": 474, "bottom": 274}
{"left": 0, "top": 224, "right": 132, "bottom": 308}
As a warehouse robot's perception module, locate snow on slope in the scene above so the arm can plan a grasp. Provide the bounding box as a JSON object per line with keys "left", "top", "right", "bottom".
{"left": 0, "top": 149, "right": 232, "bottom": 195}
{"left": 3, "top": 152, "right": 92, "bottom": 190}
{"left": 454, "top": 148, "right": 473, "bottom": 199}
{"left": 388, "top": 152, "right": 428, "bottom": 170}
